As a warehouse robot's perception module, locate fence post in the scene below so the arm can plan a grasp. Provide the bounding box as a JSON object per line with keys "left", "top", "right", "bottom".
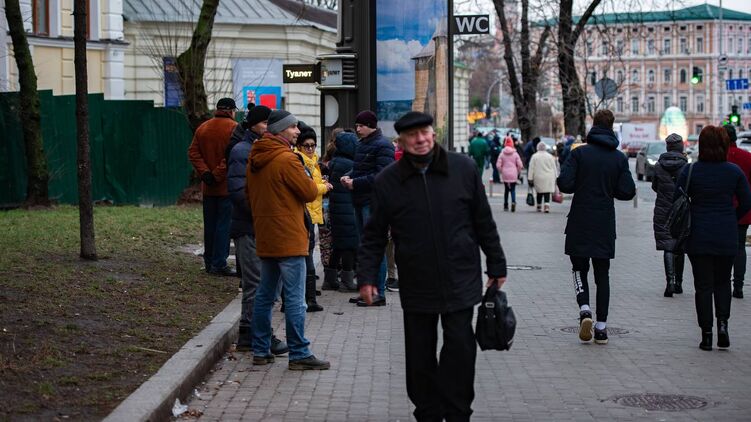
{"left": 488, "top": 179, "right": 494, "bottom": 197}
{"left": 633, "top": 186, "right": 638, "bottom": 208}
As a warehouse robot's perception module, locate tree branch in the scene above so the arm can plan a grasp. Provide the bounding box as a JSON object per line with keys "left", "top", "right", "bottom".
{"left": 572, "top": 0, "right": 602, "bottom": 45}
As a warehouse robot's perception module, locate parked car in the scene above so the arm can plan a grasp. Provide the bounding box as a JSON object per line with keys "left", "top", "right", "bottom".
{"left": 623, "top": 140, "right": 646, "bottom": 157}
{"left": 738, "top": 131, "right": 751, "bottom": 153}
{"left": 635, "top": 141, "right": 668, "bottom": 181}
{"left": 539, "top": 137, "right": 556, "bottom": 154}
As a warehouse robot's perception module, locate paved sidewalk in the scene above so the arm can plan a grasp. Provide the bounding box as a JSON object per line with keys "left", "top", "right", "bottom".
{"left": 181, "top": 169, "right": 751, "bottom": 421}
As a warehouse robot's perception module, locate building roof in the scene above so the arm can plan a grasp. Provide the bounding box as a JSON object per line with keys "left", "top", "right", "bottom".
{"left": 123, "top": 0, "right": 336, "bottom": 30}
{"left": 538, "top": 4, "right": 751, "bottom": 26}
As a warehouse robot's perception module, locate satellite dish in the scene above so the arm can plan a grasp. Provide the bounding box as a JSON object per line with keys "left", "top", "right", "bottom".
{"left": 595, "top": 78, "right": 618, "bottom": 100}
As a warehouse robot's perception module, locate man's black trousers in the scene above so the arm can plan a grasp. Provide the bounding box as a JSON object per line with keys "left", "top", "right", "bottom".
{"left": 570, "top": 256, "right": 610, "bottom": 322}
{"left": 403, "top": 307, "right": 476, "bottom": 422}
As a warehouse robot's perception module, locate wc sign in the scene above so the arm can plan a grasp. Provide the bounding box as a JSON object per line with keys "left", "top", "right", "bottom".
{"left": 451, "top": 14, "right": 490, "bottom": 35}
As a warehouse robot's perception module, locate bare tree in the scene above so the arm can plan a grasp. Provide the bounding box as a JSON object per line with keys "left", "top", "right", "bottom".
{"left": 74, "top": 0, "right": 96, "bottom": 259}
{"left": 4, "top": 0, "right": 50, "bottom": 206}
{"left": 493, "top": 0, "right": 552, "bottom": 143}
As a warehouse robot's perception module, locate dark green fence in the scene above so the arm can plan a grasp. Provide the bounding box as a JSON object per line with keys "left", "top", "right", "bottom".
{"left": 0, "top": 91, "right": 199, "bottom": 206}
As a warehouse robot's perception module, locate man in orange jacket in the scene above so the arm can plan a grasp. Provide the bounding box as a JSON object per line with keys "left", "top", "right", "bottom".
{"left": 188, "top": 98, "right": 238, "bottom": 276}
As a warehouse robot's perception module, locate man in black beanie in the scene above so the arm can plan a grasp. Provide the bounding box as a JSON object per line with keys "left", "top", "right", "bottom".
{"left": 358, "top": 111, "right": 507, "bottom": 421}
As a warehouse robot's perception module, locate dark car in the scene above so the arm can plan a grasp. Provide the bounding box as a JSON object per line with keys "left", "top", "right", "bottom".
{"left": 635, "top": 141, "right": 667, "bottom": 181}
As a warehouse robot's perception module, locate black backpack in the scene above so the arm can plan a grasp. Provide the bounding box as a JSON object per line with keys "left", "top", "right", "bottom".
{"left": 475, "top": 285, "right": 516, "bottom": 351}
{"left": 666, "top": 163, "right": 694, "bottom": 249}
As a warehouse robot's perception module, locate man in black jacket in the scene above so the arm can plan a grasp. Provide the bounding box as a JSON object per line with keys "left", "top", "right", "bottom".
{"left": 557, "top": 109, "right": 636, "bottom": 345}
{"left": 340, "top": 110, "right": 395, "bottom": 306}
{"left": 357, "top": 111, "right": 507, "bottom": 422}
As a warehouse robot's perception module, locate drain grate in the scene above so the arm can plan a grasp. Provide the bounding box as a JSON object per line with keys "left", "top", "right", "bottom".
{"left": 610, "top": 393, "right": 709, "bottom": 412}
{"left": 559, "top": 326, "right": 630, "bottom": 335}
{"left": 507, "top": 265, "right": 542, "bottom": 271}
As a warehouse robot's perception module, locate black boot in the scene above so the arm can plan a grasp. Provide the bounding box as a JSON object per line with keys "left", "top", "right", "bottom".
{"left": 674, "top": 253, "right": 685, "bottom": 294}
{"left": 322, "top": 267, "right": 340, "bottom": 290}
{"left": 717, "top": 320, "right": 730, "bottom": 348}
{"left": 305, "top": 275, "right": 323, "bottom": 312}
{"left": 733, "top": 281, "right": 744, "bottom": 299}
{"left": 338, "top": 270, "right": 358, "bottom": 292}
{"left": 699, "top": 330, "right": 713, "bottom": 351}
{"left": 663, "top": 252, "right": 676, "bottom": 297}
{"left": 236, "top": 326, "right": 252, "bottom": 351}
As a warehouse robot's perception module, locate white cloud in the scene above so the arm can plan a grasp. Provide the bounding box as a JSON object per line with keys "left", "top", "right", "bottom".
{"left": 377, "top": 39, "right": 425, "bottom": 73}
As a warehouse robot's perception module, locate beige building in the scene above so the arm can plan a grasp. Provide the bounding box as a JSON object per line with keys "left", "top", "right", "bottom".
{"left": 0, "top": 0, "right": 127, "bottom": 98}
{"left": 539, "top": 4, "right": 751, "bottom": 134}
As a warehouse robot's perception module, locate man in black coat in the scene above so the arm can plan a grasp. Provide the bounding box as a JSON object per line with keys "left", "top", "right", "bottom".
{"left": 357, "top": 111, "right": 507, "bottom": 421}
{"left": 557, "top": 109, "right": 636, "bottom": 346}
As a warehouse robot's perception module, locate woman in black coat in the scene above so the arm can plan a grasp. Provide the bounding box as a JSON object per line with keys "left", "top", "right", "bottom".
{"left": 651, "top": 134, "right": 688, "bottom": 297}
{"left": 675, "top": 125, "right": 751, "bottom": 351}
{"left": 325, "top": 131, "right": 360, "bottom": 293}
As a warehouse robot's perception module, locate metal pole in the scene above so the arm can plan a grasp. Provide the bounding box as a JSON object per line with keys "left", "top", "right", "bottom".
{"left": 486, "top": 79, "right": 500, "bottom": 114}
{"left": 719, "top": 0, "right": 724, "bottom": 123}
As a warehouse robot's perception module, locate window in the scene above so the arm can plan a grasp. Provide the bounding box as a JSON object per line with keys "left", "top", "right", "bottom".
{"left": 729, "top": 37, "right": 734, "bottom": 54}
{"left": 663, "top": 96, "right": 671, "bottom": 110}
{"left": 663, "top": 68, "right": 671, "bottom": 83}
{"left": 616, "top": 39, "right": 624, "bottom": 55}
{"left": 729, "top": 69, "right": 734, "bottom": 79}
{"left": 696, "top": 37, "right": 704, "bottom": 53}
{"left": 590, "top": 71, "right": 597, "bottom": 85}
{"left": 696, "top": 124, "right": 704, "bottom": 134}
{"left": 696, "top": 95, "right": 704, "bottom": 113}
{"left": 663, "top": 38, "right": 671, "bottom": 54}
{"left": 616, "top": 70, "right": 624, "bottom": 83}
{"left": 632, "top": 69, "right": 639, "bottom": 82}
{"left": 680, "top": 68, "right": 687, "bottom": 84}
{"left": 741, "top": 69, "right": 745, "bottom": 79}
{"left": 738, "top": 37, "right": 744, "bottom": 54}
{"left": 748, "top": 37, "right": 751, "bottom": 54}
{"left": 679, "top": 96, "right": 687, "bottom": 112}
{"left": 647, "top": 96, "right": 655, "bottom": 113}
{"left": 680, "top": 37, "right": 688, "bottom": 53}
{"left": 587, "top": 41, "right": 593, "bottom": 56}
{"left": 617, "top": 97, "right": 624, "bottom": 113}
{"left": 647, "top": 39, "right": 655, "bottom": 55}
{"left": 631, "top": 39, "right": 640, "bottom": 55}
{"left": 32, "top": 0, "right": 49, "bottom": 35}
{"left": 601, "top": 41, "right": 609, "bottom": 56}
{"left": 648, "top": 69, "right": 655, "bottom": 83}
{"left": 631, "top": 96, "right": 639, "bottom": 113}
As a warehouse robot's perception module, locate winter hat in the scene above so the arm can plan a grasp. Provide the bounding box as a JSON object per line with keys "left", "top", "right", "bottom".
{"left": 665, "top": 133, "right": 684, "bottom": 152}
{"left": 267, "top": 110, "right": 298, "bottom": 135}
{"left": 245, "top": 105, "right": 271, "bottom": 128}
{"left": 724, "top": 124, "right": 737, "bottom": 143}
{"left": 355, "top": 110, "right": 378, "bottom": 129}
{"left": 394, "top": 111, "right": 433, "bottom": 134}
{"left": 216, "top": 97, "right": 237, "bottom": 110}
{"left": 504, "top": 138, "right": 514, "bottom": 148}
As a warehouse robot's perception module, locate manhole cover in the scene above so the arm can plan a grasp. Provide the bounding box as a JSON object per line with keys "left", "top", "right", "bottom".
{"left": 559, "top": 326, "right": 630, "bottom": 335}
{"left": 507, "top": 265, "right": 541, "bottom": 271}
{"left": 611, "top": 393, "right": 709, "bottom": 411}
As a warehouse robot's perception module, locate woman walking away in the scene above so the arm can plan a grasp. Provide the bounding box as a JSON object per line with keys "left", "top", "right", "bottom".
{"left": 651, "top": 134, "right": 688, "bottom": 297}
{"left": 676, "top": 126, "right": 751, "bottom": 350}
{"left": 496, "top": 137, "right": 524, "bottom": 211}
{"left": 528, "top": 141, "right": 559, "bottom": 213}
{"left": 327, "top": 131, "right": 360, "bottom": 295}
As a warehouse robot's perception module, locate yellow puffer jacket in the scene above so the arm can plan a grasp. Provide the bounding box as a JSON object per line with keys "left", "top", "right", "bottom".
{"left": 296, "top": 150, "right": 328, "bottom": 224}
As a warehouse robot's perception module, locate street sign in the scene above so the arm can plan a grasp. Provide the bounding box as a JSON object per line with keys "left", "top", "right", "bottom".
{"left": 320, "top": 59, "right": 343, "bottom": 86}
{"left": 282, "top": 64, "right": 319, "bottom": 83}
{"left": 743, "top": 103, "right": 751, "bottom": 110}
{"left": 452, "top": 15, "right": 491, "bottom": 35}
{"left": 725, "top": 78, "right": 749, "bottom": 91}
{"left": 719, "top": 55, "right": 728, "bottom": 65}
{"left": 594, "top": 78, "right": 618, "bottom": 100}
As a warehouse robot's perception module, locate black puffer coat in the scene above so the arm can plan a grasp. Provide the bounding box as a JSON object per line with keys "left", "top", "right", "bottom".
{"left": 357, "top": 145, "right": 507, "bottom": 314}
{"left": 557, "top": 126, "right": 636, "bottom": 259}
{"left": 328, "top": 132, "right": 359, "bottom": 250}
{"left": 350, "top": 128, "right": 395, "bottom": 206}
{"left": 651, "top": 151, "right": 688, "bottom": 251}
{"left": 227, "top": 129, "right": 259, "bottom": 238}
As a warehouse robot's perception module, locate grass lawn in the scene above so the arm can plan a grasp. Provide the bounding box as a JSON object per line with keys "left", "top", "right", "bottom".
{"left": 0, "top": 205, "right": 239, "bottom": 421}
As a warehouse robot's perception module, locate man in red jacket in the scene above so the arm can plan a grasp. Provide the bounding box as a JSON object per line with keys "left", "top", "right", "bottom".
{"left": 725, "top": 124, "right": 751, "bottom": 299}
{"left": 188, "top": 98, "right": 239, "bottom": 276}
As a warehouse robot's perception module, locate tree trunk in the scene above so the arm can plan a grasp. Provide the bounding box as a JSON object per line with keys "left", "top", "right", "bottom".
{"left": 74, "top": 0, "right": 97, "bottom": 260}
{"left": 5, "top": 0, "right": 50, "bottom": 206}
{"left": 177, "top": 0, "right": 220, "bottom": 132}
{"left": 558, "top": 0, "right": 601, "bottom": 138}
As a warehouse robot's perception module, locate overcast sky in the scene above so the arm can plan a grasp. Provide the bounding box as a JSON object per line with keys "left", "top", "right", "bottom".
{"left": 457, "top": 0, "right": 751, "bottom": 16}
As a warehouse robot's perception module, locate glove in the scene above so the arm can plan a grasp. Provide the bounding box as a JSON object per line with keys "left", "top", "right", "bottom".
{"left": 201, "top": 171, "right": 216, "bottom": 186}
{"left": 528, "top": 180, "right": 534, "bottom": 188}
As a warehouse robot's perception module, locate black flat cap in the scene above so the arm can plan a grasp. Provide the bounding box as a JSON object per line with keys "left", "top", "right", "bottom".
{"left": 216, "top": 97, "right": 237, "bottom": 110}
{"left": 394, "top": 111, "right": 433, "bottom": 134}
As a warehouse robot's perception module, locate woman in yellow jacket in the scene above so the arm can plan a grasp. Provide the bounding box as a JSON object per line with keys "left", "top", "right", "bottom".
{"left": 296, "top": 127, "right": 332, "bottom": 312}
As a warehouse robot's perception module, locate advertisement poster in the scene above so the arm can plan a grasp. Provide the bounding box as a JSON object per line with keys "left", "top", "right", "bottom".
{"left": 233, "top": 59, "right": 283, "bottom": 109}
{"left": 376, "top": 1, "right": 449, "bottom": 142}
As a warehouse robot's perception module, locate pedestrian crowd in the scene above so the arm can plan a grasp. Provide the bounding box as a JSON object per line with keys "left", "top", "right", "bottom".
{"left": 188, "top": 98, "right": 750, "bottom": 420}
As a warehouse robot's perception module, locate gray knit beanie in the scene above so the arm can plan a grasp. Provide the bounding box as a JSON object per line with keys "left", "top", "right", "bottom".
{"left": 267, "top": 110, "right": 298, "bottom": 134}
{"left": 665, "top": 133, "right": 684, "bottom": 152}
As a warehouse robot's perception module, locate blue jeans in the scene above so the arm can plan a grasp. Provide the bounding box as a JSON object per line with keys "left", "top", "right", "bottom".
{"left": 202, "top": 196, "right": 231, "bottom": 271}
{"left": 355, "top": 204, "right": 387, "bottom": 297}
{"left": 252, "top": 257, "right": 311, "bottom": 361}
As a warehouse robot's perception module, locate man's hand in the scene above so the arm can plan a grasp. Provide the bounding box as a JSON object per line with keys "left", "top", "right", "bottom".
{"left": 359, "top": 285, "right": 378, "bottom": 305}
{"left": 324, "top": 182, "right": 334, "bottom": 192}
{"left": 340, "top": 176, "right": 354, "bottom": 190}
{"left": 486, "top": 277, "right": 507, "bottom": 289}
{"left": 201, "top": 171, "right": 216, "bottom": 186}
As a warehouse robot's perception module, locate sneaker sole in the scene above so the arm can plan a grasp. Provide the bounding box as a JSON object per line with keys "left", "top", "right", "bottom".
{"left": 594, "top": 337, "right": 608, "bottom": 345}
{"left": 289, "top": 363, "right": 331, "bottom": 370}
{"left": 579, "top": 318, "right": 593, "bottom": 342}
{"left": 386, "top": 287, "right": 399, "bottom": 292}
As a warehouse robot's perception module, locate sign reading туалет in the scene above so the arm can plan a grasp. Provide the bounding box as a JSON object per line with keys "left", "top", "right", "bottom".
{"left": 283, "top": 64, "right": 319, "bottom": 83}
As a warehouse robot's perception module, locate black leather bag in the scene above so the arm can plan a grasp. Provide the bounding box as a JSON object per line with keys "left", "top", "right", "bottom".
{"left": 666, "top": 163, "right": 693, "bottom": 250}
{"left": 475, "top": 285, "right": 516, "bottom": 351}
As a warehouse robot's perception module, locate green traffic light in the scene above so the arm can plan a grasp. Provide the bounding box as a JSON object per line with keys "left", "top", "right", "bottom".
{"left": 730, "top": 115, "right": 740, "bottom": 124}
{"left": 691, "top": 76, "right": 700, "bottom": 84}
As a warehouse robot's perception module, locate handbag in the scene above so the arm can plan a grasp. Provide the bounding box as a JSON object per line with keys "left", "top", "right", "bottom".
{"left": 475, "top": 285, "right": 516, "bottom": 351}
{"left": 665, "top": 163, "right": 694, "bottom": 249}
{"left": 526, "top": 186, "right": 535, "bottom": 206}
{"left": 552, "top": 188, "right": 563, "bottom": 204}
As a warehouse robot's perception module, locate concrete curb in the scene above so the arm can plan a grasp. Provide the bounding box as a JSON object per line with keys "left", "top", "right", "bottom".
{"left": 103, "top": 293, "right": 241, "bottom": 422}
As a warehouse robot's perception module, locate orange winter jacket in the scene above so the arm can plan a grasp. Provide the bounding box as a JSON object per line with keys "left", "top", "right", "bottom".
{"left": 187, "top": 112, "right": 238, "bottom": 196}
{"left": 246, "top": 133, "right": 318, "bottom": 258}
